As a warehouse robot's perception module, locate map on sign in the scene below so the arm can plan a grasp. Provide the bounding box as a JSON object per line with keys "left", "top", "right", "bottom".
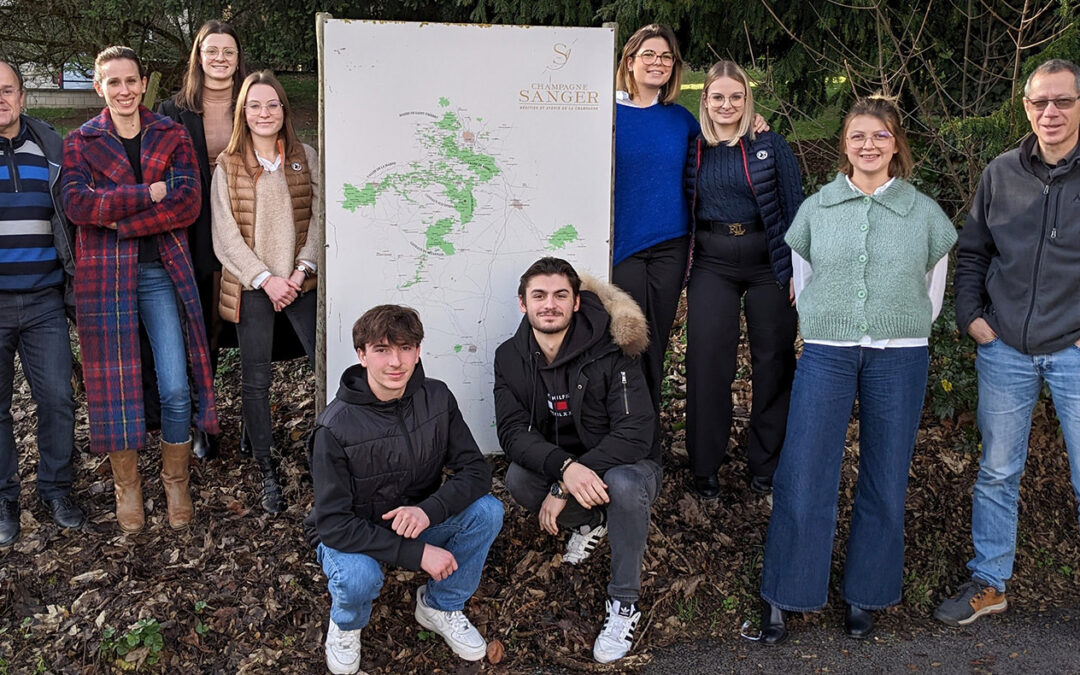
{"left": 320, "top": 20, "right": 614, "bottom": 451}
{"left": 339, "top": 97, "right": 581, "bottom": 290}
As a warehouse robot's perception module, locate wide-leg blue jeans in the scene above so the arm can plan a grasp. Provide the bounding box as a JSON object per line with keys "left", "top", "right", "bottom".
{"left": 761, "top": 343, "right": 929, "bottom": 611}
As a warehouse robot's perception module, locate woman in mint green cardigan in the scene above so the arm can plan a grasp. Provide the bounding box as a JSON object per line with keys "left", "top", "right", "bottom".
{"left": 757, "top": 97, "right": 957, "bottom": 644}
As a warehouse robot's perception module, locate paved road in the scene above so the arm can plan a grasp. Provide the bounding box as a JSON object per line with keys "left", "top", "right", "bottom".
{"left": 641, "top": 611, "right": 1080, "bottom": 674}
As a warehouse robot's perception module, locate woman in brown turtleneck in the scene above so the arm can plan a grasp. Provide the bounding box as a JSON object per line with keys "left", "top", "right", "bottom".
{"left": 158, "top": 20, "right": 247, "bottom": 460}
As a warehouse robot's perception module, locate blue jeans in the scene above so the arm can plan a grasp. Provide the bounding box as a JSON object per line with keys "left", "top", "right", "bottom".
{"left": 968, "top": 339, "right": 1080, "bottom": 592}
{"left": 0, "top": 287, "right": 75, "bottom": 501}
{"left": 761, "top": 343, "right": 929, "bottom": 611}
{"left": 316, "top": 494, "right": 504, "bottom": 631}
{"left": 137, "top": 263, "right": 190, "bottom": 444}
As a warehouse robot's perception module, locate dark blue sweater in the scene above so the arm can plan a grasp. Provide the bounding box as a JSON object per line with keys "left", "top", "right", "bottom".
{"left": 613, "top": 103, "right": 699, "bottom": 266}
{"left": 686, "top": 131, "right": 804, "bottom": 284}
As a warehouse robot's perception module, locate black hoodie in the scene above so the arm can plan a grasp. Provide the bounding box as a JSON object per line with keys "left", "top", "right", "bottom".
{"left": 494, "top": 289, "right": 658, "bottom": 480}
{"left": 303, "top": 361, "right": 492, "bottom": 570}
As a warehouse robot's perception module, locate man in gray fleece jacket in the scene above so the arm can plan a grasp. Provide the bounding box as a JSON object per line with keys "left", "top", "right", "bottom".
{"left": 939, "top": 58, "right": 1080, "bottom": 627}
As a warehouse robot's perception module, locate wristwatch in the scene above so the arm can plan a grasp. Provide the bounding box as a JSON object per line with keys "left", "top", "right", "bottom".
{"left": 549, "top": 482, "right": 570, "bottom": 500}
{"left": 295, "top": 262, "right": 312, "bottom": 278}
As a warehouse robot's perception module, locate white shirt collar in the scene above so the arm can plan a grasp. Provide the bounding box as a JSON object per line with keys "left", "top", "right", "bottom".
{"left": 255, "top": 151, "right": 282, "bottom": 172}
{"left": 845, "top": 174, "right": 895, "bottom": 196}
{"left": 615, "top": 90, "right": 661, "bottom": 108}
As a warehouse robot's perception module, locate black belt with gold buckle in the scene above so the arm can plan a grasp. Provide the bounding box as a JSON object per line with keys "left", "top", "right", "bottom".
{"left": 701, "top": 220, "right": 758, "bottom": 236}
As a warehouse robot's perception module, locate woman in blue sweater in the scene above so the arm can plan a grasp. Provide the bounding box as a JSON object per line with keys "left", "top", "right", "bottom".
{"left": 685, "top": 61, "right": 803, "bottom": 499}
{"left": 758, "top": 97, "right": 957, "bottom": 644}
{"left": 612, "top": 23, "right": 698, "bottom": 417}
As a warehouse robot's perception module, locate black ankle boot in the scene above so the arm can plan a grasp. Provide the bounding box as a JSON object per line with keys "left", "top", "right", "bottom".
{"left": 255, "top": 457, "right": 285, "bottom": 515}
{"left": 693, "top": 473, "right": 720, "bottom": 499}
{"left": 760, "top": 601, "right": 788, "bottom": 646}
{"left": 239, "top": 424, "right": 252, "bottom": 456}
{"left": 192, "top": 429, "right": 219, "bottom": 460}
{"left": 844, "top": 604, "right": 874, "bottom": 639}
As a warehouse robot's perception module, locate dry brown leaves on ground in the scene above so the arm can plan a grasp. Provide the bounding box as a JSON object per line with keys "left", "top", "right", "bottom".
{"left": 2, "top": 319, "right": 1079, "bottom": 673}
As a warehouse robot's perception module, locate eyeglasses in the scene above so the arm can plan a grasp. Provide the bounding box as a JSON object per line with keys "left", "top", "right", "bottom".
{"left": 1025, "top": 96, "right": 1079, "bottom": 111}
{"left": 635, "top": 50, "right": 675, "bottom": 67}
{"left": 706, "top": 92, "right": 745, "bottom": 107}
{"left": 201, "top": 47, "right": 239, "bottom": 60}
{"left": 244, "top": 101, "right": 283, "bottom": 114}
{"left": 847, "top": 130, "right": 894, "bottom": 147}
{"left": 0, "top": 87, "right": 21, "bottom": 99}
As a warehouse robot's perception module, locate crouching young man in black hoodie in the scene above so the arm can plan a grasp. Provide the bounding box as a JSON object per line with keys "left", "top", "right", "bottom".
{"left": 305, "top": 305, "right": 504, "bottom": 674}
{"left": 494, "top": 257, "right": 662, "bottom": 664}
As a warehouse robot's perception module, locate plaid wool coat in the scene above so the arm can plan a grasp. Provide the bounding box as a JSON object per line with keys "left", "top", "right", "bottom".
{"left": 62, "top": 106, "right": 219, "bottom": 454}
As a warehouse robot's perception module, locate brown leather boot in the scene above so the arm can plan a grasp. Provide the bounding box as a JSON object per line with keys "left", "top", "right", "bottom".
{"left": 161, "top": 439, "right": 194, "bottom": 529}
{"left": 108, "top": 449, "right": 144, "bottom": 533}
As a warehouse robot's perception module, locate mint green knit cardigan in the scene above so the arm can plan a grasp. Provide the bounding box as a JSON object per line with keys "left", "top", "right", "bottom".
{"left": 785, "top": 174, "right": 957, "bottom": 341}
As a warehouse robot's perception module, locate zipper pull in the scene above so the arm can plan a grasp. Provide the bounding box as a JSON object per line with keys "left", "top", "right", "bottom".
{"left": 620, "top": 371, "right": 629, "bottom": 415}
{"left": 1051, "top": 227, "right": 1058, "bottom": 239}
{"left": 1044, "top": 184, "right": 1050, "bottom": 195}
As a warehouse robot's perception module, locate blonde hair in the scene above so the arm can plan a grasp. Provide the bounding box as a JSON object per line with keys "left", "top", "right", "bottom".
{"left": 838, "top": 95, "right": 914, "bottom": 180}
{"left": 699, "top": 61, "right": 756, "bottom": 147}
{"left": 615, "top": 24, "right": 683, "bottom": 105}
{"left": 225, "top": 70, "right": 301, "bottom": 158}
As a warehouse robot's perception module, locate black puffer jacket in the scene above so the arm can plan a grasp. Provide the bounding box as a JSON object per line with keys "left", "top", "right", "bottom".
{"left": 304, "top": 361, "right": 492, "bottom": 570}
{"left": 494, "top": 276, "right": 658, "bottom": 480}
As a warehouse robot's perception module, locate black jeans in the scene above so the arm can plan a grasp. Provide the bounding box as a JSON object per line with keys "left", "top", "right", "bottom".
{"left": 236, "top": 288, "right": 317, "bottom": 460}
{"left": 685, "top": 229, "right": 796, "bottom": 480}
{"left": 505, "top": 459, "right": 662, "bottom": 603}
{"left": 612, "top": 235, "right": 690, "bottom": 415}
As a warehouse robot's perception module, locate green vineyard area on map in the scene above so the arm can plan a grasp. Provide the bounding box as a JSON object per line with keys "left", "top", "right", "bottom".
{"left": 340, "top": 98, "right": 586, "bottom": 289}
{"left": 547, "top": 225, "right": 579, "bottom": 250}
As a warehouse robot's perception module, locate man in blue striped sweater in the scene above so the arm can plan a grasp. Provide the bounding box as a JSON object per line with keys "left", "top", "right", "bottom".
{"left": 0, "top": 61, "right": 83, "bottom": 546}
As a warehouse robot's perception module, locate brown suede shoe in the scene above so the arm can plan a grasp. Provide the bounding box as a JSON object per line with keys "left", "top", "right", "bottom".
{"left": 161, "top": 439, "right": 194, "bottom": 529}
{"left": 108, "top": 449, "right": 144, "bottom": 533}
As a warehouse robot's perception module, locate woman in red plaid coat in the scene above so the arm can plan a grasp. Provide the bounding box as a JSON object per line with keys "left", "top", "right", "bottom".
{"left": 62, "top": 46, "right": 219, "bottom": 534}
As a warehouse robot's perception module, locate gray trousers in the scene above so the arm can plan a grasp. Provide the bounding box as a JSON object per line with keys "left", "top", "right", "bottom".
{"left": 505, "top": 459, "right": 662, "bottom": 603}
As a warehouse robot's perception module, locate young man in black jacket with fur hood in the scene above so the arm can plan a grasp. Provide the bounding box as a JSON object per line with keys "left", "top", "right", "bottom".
{"left": 494, "top": 257, "right": 661, "bottom": 664}
{"left": 305, "top": 305, "right": 503, "bottom": 674}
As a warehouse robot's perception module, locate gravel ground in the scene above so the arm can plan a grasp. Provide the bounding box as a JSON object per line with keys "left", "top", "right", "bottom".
{"left": 640, "top": 610, "right": 1080, "bottom": 674}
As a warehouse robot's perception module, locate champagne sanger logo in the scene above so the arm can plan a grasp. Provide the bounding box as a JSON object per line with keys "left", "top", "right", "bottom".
{"left": 519, "top": 42, "right": 601, "bottom": 110}
{"left": 519, "top": 83, "right": 600, "bottom": 106}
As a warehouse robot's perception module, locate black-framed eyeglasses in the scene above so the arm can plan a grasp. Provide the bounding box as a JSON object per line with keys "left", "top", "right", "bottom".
{"left": 635, "top": 50, "right": 675, "bottom": 67}
{"left": 1024, "top": 96, "right": 1079, "bottom": 111}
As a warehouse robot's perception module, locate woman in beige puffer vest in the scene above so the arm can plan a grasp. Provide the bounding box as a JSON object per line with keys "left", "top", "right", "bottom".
{"left": 211, "top": 70, "right": 321, "bottom": 515}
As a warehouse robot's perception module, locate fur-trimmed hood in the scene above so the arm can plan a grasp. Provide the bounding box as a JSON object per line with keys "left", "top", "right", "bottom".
{"left": 579, "top": 273, "right": 649, "bottom": 357}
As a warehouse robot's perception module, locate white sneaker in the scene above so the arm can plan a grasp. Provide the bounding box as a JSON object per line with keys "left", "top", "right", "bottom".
{"left": 325, "top": 619, "right": 362, "bottom": 675}
{"left": 563, "top": 522, "right": 607, "bottom": 565}
{"left": 592, "top": 598, "right": 640, "bottom": 664}
{"left": 414, "top": 585, "right": 487, "bottom": 661}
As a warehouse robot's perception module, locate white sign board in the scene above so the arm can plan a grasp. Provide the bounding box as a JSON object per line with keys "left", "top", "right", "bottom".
{"left": 320, "top": 19, "right": 615, "bottom": 451}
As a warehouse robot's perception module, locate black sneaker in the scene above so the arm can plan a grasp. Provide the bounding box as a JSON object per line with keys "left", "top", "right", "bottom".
{"left": 0, "top": 499, "right": 20, "bottom": 546}
{"left": 42, "top": 495, "right": 86, "bottom": 529}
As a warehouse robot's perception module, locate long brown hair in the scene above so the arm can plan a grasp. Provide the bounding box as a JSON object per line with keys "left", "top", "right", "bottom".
{"left": 838, "top": 95, "right": 914, "bottom": 179}
{"left": 225, "top": 70, "right": 302, "bottom": 159}
{"left": 615, "top": 24, "right": 684, "bottom": 105}
{"left": 174, "top": 20, "right": 247, "bottom": 114}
